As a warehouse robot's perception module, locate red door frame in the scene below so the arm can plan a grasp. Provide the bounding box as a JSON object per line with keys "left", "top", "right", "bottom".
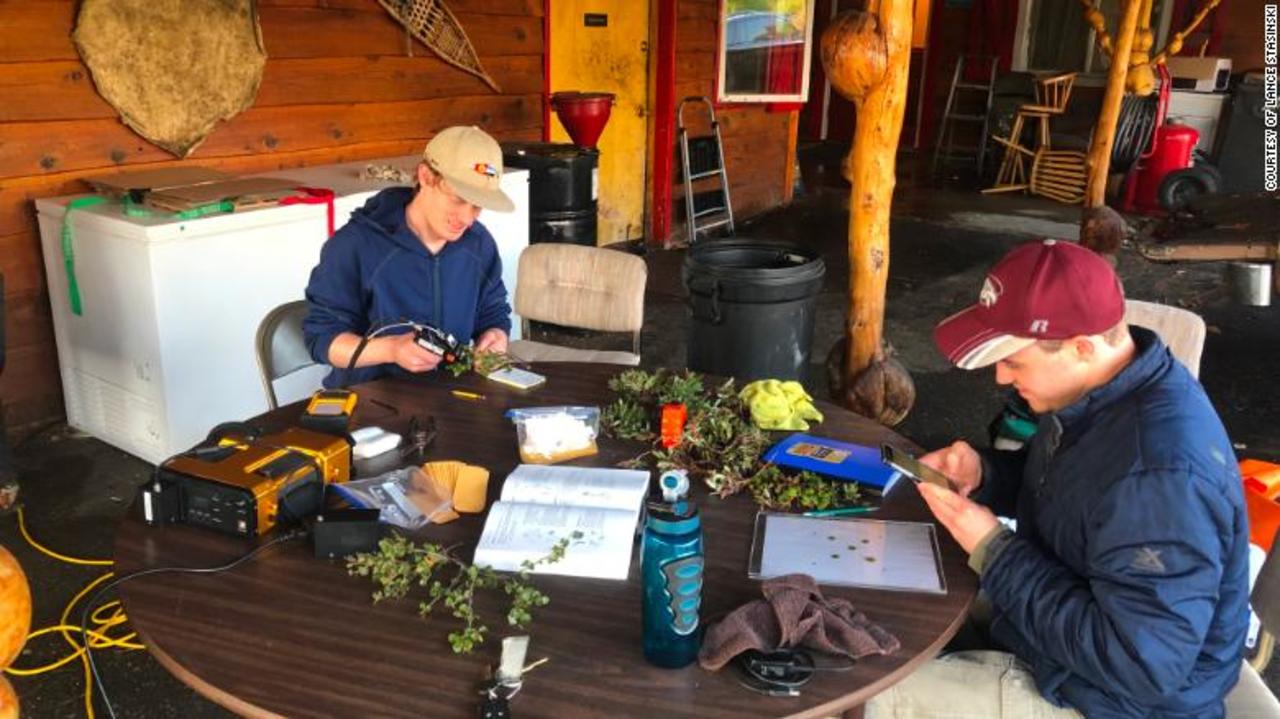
{"left": 650, "top": 0, "right": 678, "bottom": 247}
{"left": 543, "top": 0, "right": 552, "bottom": 140}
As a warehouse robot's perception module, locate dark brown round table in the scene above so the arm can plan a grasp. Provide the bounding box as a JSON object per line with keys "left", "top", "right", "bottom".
{"left": 114, "top": 363, "right": 977, "bottom": 718}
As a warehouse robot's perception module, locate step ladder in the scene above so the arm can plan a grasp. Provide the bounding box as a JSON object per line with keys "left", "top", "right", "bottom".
{"left": 677, "top": 97, "right": 734, "bottom": 245}
{"left": 931, "top": 55, "right": 998, "bottom": 179}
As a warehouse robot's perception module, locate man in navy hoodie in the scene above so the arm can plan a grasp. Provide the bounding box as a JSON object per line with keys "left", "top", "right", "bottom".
{"left": 869, "top": 241, "right": 1250, "bottom": 718}
{"left": 303, "top": 125, "right": 514, "bottom": 387}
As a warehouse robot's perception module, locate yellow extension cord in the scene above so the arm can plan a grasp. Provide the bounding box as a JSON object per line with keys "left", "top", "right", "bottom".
{"left": 5, "top": 507, "right": 144, "bottom": 718}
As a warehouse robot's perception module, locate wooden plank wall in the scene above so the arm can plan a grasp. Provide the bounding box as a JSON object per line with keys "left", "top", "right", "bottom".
{"left": 0, "top": 0, "right": 545, "bottom": 433}
{"left": 1217, "top": 0, "right": 1265, "bottom": 72}
{"left": 673, "top": 0, "right": 793, "bottom": 228}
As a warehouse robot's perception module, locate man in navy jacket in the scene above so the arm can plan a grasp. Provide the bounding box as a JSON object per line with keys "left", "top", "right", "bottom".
{"left": 303, "top": 126, "right": 514, "bottom": 387}
{"left": 869, "top": 240, "right": 1250, "bottom": 718}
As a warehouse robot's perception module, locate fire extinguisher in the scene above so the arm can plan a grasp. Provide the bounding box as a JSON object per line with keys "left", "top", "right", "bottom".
{"left": 1122, "top": 65, "right": 1221, "bottom": 213}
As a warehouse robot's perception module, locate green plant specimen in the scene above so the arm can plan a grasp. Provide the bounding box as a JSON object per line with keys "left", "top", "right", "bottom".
{"left": 602, "top": 397, "right": 653, "bottom": 442}
{"left": 601, "top": 369, "right": 862, "bottom": 511}
{"left": 445, "top": 347, "right": 513, "bottom": 378}
{"left": 347, "top": 534, "right": 568, "bottom": 653}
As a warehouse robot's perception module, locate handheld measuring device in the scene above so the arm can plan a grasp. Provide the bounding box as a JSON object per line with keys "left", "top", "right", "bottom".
{"left": 300, "top": 389, "right": 358, "bottom": 435}
{"left": 414, "top": 324, "right": 462, "bottom": 364}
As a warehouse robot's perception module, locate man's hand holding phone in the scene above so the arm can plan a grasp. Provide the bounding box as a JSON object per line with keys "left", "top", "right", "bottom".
{"left": 891, "top": 441, "right": 996, "bottom": 555}
{"left": 918, "top": 440, "right": 983, "bottom": 497}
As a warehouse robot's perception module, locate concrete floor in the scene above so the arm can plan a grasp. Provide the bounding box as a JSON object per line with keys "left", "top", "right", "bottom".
{"left": 5, "top": 145, "right": 1279, "bottom": 716}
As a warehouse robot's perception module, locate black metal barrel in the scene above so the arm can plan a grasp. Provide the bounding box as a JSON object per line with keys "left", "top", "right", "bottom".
{"left": 502, "top": 142, "right": 599, "bottom": 246}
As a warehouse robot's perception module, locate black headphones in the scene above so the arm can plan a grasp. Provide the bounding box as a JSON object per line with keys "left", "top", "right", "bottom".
{"left": 735, "top": 649, "right": 816, "bottom": 695}
{"left": 732, "top": 647, "right": 859, "bottom": 697}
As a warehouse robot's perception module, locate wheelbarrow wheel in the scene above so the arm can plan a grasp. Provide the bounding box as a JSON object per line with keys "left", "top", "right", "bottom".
{"left": 1196, "top": 162, "right": 1223, "bottom": 189}
{"left": 1158, "top": 166, "right": 1219, "bottom": 211}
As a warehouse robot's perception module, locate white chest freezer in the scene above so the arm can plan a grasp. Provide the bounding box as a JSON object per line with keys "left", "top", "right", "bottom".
{"left": 36, "top": 196, "right": 333, "bottom": 464}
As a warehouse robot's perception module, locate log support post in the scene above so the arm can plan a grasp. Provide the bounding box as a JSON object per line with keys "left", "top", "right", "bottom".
{"left": 1080, "top": 0, "right": 1143, "bottom": 255}
{"left": 820, "top": 0, "right": 916, "bottom": 425}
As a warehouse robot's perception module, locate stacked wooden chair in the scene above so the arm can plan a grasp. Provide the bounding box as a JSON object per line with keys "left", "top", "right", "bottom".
{"left": 984, "top": 72, "right": 1086, "bottom": 204}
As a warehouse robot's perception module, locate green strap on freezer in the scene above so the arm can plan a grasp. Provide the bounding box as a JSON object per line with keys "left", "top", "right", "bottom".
{"left": 60, "top": 196, "right": 107, "bottom": 316}
{"left": 122, "top": 196, "right": 234, "bottom": 220}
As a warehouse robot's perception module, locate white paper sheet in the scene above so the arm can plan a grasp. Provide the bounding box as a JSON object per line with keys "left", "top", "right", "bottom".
{"left": 749, "top": 513, "right": 946, "bottom": 594}
{"left": 498, "top": 465, "right": 650, "bottom": 511}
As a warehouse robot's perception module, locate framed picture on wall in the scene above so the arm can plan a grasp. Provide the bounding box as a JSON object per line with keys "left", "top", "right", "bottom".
{"left": 716, "top": 0, "right": 816, "bottom": 103}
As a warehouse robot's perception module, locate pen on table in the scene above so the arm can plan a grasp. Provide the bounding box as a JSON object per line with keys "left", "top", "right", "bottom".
{"left": 450, "top": 390, "right": 486, "bottom": 401}
{"left": 803, "top": 506, "right": 876, "bottom": 518}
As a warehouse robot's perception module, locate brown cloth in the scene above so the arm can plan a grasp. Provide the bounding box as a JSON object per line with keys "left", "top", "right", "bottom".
{"left": 698, "top": 574, "right": 901, "bottom": 671}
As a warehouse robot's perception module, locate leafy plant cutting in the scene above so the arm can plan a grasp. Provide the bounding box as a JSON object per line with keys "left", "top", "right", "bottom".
{"left": 445, "top": 346, "right": 514, "bottom": 378}
{"left": 600, "top": 369, "right": 860, "bottom": 511}
{"left": 347, "top": 533, "right": 569, "bottom": 653}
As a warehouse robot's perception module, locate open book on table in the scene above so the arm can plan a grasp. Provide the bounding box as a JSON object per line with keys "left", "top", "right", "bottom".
{"left": 473, "top": 465, "right": 650, "bottom": 580}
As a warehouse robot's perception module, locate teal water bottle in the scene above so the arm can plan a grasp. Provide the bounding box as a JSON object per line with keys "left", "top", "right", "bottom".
{"left": 641, "top": 470, "right": 703, "bottom": 668}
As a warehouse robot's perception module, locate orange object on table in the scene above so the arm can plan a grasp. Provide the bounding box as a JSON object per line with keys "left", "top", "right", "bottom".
{"left": 660, "top": 403, "right": 687, "bottom": 449}
{"left": 1241, "top": 459, "right": 1280, "bottom": 551}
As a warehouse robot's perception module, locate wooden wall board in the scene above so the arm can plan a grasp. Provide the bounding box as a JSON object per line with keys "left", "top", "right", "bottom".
{"left": 0, "top": 62, "right": 115, "bottom": 123}
{"left": 0, "top": 55, "right": 545, "bottom": 123}
{"left": 0, "top": 3, "right": 79, "bottom": 64}
{"left": 0, "top": 94, "right": 541, "bottom": 180}
{"left": 0, "top": 233, "right": 47, "bottom": 298}
{"left": 0, "top": 4, "right": 542, "bottom": 63}
{"left": 257, "top": 8, "right": 542, "bottom": 59}
{"left": 257, "top": 0, "right": 543, "bottom": 13}
{"left": 2, "top": 292, "right": 54, "bottom": 352}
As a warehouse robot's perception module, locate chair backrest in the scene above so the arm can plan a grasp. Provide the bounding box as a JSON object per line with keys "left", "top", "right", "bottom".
{"left": 1029, "top": 149, "right": 1087, "bottom": 204}
{"left": 1255, "top": 529, "right": 1280, "bottom": 639}
{"left": 515, "top": 244, "right": 647, "bottom": 347}
{"left": 1033, "top": 72, "right": 1076, "bottom": 113}
{"left": 255, "top": 300, "right": 315, "bottom": 409}
{"left": 1124, "top": 299, "right": 1207, "bottom": 378}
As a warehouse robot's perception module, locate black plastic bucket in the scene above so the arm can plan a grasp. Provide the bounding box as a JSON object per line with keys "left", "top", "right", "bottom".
{"left": 683, "top": 239, "right": 825, "bottom": 383}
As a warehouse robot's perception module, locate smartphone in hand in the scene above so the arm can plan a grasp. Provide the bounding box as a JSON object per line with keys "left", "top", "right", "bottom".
{"left": 880, "top": 444, "right": 953, "bottom": 489}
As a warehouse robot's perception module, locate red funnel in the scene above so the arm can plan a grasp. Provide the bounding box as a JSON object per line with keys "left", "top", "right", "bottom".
{"left": 550, "top": 92, "right": 615, "bottom": 149}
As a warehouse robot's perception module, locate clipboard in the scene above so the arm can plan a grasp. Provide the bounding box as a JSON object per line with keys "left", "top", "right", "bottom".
{"left": 747, "top": 512, "right": 947, "bottom": 594}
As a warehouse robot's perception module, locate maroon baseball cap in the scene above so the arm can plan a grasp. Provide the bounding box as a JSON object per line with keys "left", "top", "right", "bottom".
{"left": 933, "top": 240, "right": 1125, "bottom": 369}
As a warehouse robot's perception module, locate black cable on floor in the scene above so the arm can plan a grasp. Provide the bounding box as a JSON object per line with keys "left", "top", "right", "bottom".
{"left": 81, "top": 528, "right": 307, "bottom": 719}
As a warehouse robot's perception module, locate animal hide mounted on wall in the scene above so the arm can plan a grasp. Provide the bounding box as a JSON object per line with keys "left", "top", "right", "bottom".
{"left": 73, "top": 0, "right": 267, "bottom": 158}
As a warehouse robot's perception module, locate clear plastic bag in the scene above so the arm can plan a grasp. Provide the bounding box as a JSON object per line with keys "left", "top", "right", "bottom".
{"left": 505, "top": 406, "right": 600, "bottom": 465}
{"left": 331, "top": 465, "right": 453, "bottom": 530}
